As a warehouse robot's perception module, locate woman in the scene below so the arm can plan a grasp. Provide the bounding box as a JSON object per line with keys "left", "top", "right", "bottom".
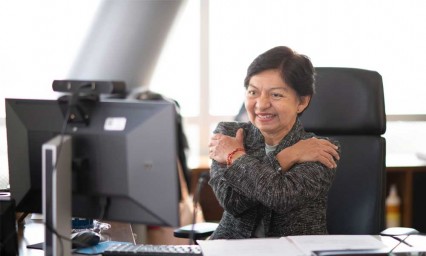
{"left": 208, "top": 46, "right": 340, "bottom": 239}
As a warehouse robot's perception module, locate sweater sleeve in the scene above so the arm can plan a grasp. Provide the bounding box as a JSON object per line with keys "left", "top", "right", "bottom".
{"left": 207, "top": 122, "right": 259, "bottom": 216}
{"left": 223, "top": 153, "right": 337, "bottom": 213}
{"left": 208, "top": 121, "right": 338, "bottom": 215}
{"left": 209, "top": 160, "right": 259, "bottom": 216}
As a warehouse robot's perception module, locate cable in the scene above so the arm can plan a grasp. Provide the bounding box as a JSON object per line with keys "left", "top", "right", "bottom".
{"left": 390, "top": 235, "right": 413, "bottom": 248}
{"left": 97, "top": 197, "right": 109, "bottom": 221}
{"left": 387, "top": 235, "right": 411, "bottom": 255}
{"left": 387, "top": 232, "right": 426, "bottom": 254}
{"left": 380, "top": 227, "right": 423, "bottom": 254}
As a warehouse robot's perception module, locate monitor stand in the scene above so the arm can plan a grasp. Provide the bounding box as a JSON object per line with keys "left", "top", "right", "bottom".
{"left": 42, "top": 135, "right": 72, "bottom": 256}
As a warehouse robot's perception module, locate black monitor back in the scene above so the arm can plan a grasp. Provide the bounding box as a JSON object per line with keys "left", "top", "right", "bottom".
{"left": 6, "top": 98, "right": 179, "bottom": 227}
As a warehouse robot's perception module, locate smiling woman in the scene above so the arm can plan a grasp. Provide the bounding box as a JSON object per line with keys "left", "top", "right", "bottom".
{"left": 207, "top": 46, "right": 340, "bottom": 239}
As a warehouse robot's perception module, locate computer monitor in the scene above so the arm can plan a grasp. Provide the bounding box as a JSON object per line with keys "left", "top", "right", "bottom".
{"left": 5, "top": 98, "right": 179, "bottom": 227}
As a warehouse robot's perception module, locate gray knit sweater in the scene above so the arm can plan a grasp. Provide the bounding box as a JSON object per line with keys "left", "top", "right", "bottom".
{"left": 208, "top": 119, "right": 338, "bottom": 239}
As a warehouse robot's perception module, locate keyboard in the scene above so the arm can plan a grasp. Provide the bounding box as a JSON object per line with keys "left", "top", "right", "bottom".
{"left": 103, "top": 243, "right": 203, "bottom": 255}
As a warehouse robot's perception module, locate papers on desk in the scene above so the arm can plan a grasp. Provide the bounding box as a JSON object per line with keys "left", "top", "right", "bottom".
{"left": 198, "top": 238, "right": 303, "bottom": 256}
{"left": 288, "top": 235, "right": 388, "bottom": 255}
{"left": 197, "top": 235, "right": 388, "bottom": 256}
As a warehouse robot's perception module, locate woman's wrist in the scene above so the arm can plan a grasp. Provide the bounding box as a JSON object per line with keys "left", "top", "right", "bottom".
{"left": 276, "top": 147, "right": 297, "bottom": 171}
{"left": 226, "top": 148, "right": 245, "bottom": 166}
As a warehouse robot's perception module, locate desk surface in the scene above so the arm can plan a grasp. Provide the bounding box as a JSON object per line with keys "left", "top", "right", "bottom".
{"left": 196, "top": 235, "right": 426, "bottom": 255}
{"left": 19, "top": 219, "right": 426, "bottom": 256}
{"left": 18, "top": 217, "right": 135, "bottom": 256}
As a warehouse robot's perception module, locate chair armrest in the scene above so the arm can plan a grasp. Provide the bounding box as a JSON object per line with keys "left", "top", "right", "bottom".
{"left": 173, "top": 222, "right": 219, "bottom": 240}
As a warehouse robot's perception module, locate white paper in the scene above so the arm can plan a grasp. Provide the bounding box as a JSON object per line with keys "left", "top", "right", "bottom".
{"left": 198, "top": 235, "right": 389, "bottom": 256}
{"left": 198, "top": 237, "right": 305, "bottom": 256}
{"left": 288, "top": 235, "right": 388, "bottom": 255}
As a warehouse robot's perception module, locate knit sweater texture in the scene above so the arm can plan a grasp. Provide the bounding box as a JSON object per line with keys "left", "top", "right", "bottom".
{"left": 208, "top": 118, "right": 339, "bottom": 239}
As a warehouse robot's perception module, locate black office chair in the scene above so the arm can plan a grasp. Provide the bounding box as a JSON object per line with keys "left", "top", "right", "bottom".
{"left": 175, "top": 67, "right": 387, "bottom": 240}
{"left": 300, "top": 67, "right": 387, "bottom": 234}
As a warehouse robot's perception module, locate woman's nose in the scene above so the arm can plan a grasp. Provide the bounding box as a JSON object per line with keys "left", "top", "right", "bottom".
{"left": 256, "top": 94, "right": 271, "bottom": 109}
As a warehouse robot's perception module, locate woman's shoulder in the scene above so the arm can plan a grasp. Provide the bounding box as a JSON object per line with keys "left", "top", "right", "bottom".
{"left": 215, "top": 121, "right": 253, "bottom": 136}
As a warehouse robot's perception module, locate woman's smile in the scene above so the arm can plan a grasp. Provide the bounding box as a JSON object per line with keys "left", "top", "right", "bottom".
{"left": 256, "top": 113, "right": 277, "bottom": 121}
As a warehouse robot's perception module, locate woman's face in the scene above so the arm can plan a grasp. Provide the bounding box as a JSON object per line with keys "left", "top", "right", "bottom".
{"left": 245, "top": 69, "right": 310, "bottom": 145}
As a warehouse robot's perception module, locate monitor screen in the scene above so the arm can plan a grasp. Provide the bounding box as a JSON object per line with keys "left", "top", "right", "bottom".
{"left": 5, "top": 98, "right": 179, "bottom": 227}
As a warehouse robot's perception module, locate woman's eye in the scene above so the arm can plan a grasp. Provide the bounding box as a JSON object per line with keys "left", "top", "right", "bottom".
{"left": 247, "top": 90, "right": 257, "bottom": 96}
{"left": 271, "top": 93, "right": 283, "bottom": 98}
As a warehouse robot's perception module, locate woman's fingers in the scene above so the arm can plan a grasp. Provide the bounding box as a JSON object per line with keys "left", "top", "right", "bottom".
{"left": 318, "top": 139, "right": 340, "bottom": 159}
{"left": 318, "top": 151, "right": 337, "bottom": 169}
{"left": 293, "top": 138, "right": 339, "bottom": 168}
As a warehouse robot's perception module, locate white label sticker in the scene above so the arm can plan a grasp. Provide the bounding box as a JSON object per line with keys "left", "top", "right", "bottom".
{"left": 104, "top": 117, "right": 127, "bottom": 131}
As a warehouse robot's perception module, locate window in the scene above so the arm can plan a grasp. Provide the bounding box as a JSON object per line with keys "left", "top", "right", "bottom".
{"left": 0, "top": 0, "right": 101, "bottom": 189}
{"left": 151, "top": 0, "right": 426, "bottom": 167}
{"left": 1, "top": 0, "right": 426, "bottom": 183}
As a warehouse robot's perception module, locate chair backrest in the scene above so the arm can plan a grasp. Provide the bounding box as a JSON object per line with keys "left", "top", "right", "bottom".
{"left": 300, "top": 67, "right": 386, "bottom": 234}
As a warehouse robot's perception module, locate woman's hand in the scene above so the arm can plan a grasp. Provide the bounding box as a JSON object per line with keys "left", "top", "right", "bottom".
{"left": 276, "top": 137, "right": 340, "bottom": 171}
{"left": 209, "top": 128, "right": 245, "bottom": 164}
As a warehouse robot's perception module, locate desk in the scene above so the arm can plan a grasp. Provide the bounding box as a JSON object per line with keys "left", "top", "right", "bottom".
{"left": 18, "top": 217, "right": 135, "bottom": 256}
{"left": 18, "top": 218, "right": 426, "bottom": 255}
{"left": 196, "top": 235, "right": 426, "bottom": 255}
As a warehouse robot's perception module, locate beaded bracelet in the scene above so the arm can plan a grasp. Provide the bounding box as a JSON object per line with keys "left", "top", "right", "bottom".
{"left": 226, "top": 148, "right": 245, "bottom": 167}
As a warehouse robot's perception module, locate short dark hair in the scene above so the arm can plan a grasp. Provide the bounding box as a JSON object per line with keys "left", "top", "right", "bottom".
{"left": 244, "top": 46, "right": 315, "bottom": 98}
